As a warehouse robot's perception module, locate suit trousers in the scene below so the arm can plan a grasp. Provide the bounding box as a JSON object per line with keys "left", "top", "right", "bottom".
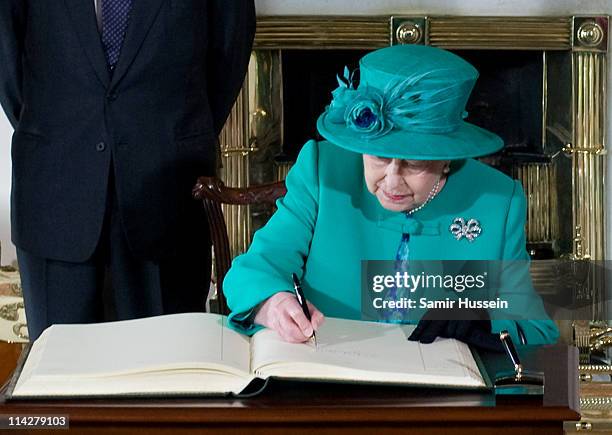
{"left": 17, "top": 167, "right": 211, "bottom": 341}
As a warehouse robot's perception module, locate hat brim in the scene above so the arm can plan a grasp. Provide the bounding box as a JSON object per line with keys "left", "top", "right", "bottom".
{"left": 316, "top": 111, "right": 504, "bottom": 160}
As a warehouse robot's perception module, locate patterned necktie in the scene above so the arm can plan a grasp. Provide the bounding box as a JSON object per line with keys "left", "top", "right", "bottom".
{"left": 382, "top": 215, "right": 412, "bottom": 323}
{"left": 101, "top": 0, "right": 133, "bottom": 70}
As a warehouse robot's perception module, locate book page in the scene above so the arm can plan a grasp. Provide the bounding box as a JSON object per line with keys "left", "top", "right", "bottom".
{"left": 251, "top": 317, "right": 484, "bottom": 388}
{"left": 30, "top": 313, "right": 251, "bottom": 378}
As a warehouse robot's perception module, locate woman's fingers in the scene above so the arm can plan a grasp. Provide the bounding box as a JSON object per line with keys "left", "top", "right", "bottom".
{"left": 255, "top": 292, "right": 324, "bottom": 343}
{"left": 274, "top": 317, "right": 304, "bottom": 343}
{"left": 307, "top": 301, "right": 325, "bottom": 330}
{"left": 285, "top": 299, "right": 314, "bottom": 338}
{"left": 277, "top": 298, "right": 324, "bottom": 343}
{"left": 278, "top": 311, "right": 311, "bottom": 342}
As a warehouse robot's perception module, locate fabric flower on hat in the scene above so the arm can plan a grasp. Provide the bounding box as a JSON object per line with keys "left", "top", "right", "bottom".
{"left": 325, "top": 65, "right": 474, "bottom": 141}
{"left": 327, "top": 66, "right": 359, "bottom": 123}
{"left": 326, "top": 66, "right": 393, "bottom": 139}
{"left": 345, "top": 88, "right": 392, "bottom": 138}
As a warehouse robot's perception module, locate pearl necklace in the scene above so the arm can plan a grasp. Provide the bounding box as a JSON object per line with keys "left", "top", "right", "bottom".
{"left": 406, "top": 176, "right": 441, "bottom": 215}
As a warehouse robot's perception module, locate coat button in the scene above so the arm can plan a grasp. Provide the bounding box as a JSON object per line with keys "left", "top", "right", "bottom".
{"left": 96, "top": 142, "right": 106, "bottom": 152}
{"left": 107, "top": 93, "right": 118, "bottom": 101}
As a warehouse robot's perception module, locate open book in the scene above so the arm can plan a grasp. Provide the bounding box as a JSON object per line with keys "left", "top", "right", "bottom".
{"left": 7, "top": 313, "right": 486, "bottom": 398}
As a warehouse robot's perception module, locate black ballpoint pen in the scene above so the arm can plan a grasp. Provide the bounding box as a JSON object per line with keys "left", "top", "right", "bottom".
{"left": 291, "top": 273, "right": 317, "bottom": 348}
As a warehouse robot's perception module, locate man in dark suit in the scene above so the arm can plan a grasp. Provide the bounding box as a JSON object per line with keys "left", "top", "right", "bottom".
{"left": 0, "top": 0, "right": 255, "bottom": 340}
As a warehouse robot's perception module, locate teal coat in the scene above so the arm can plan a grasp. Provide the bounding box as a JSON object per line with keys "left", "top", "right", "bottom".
{"left": 224, "top": 140, "right": 559, "bottom": 344}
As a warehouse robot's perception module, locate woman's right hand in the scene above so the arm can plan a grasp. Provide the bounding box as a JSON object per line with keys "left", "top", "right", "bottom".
{"left": 254, "top": 292, "right": 325, "bottom": 343}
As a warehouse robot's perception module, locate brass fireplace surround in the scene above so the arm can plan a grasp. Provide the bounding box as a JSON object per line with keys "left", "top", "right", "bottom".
{"left": 217, "top": 15, "right": 609, "bottom": 421}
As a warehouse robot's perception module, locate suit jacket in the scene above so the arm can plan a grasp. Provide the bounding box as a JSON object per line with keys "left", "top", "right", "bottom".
{"left": 223, "top": 140, "right": 560, "bottom": 345}
{"left": 0, "top": 0, "right": 255, "bottom": 261}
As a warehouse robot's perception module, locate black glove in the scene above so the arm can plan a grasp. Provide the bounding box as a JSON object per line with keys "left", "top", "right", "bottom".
{"left": 408, "top": 308, "right": 504, "bottom": 352}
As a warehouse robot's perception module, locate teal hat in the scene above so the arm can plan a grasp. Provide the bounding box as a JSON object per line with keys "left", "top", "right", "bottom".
{"left": 316, "top": 45, "right": 503, "bottom": 160}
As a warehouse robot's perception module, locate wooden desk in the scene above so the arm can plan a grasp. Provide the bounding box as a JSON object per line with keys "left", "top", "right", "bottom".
{"left": 0, "top": 342, "right": 23, "bottom": 386}
{"left": 0, "top": 344, "right": 579, "bottom": 434}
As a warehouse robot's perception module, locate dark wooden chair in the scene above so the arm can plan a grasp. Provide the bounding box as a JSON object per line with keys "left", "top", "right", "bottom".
{"left": 192, "top": 176, "right": 287, "bottom": 314}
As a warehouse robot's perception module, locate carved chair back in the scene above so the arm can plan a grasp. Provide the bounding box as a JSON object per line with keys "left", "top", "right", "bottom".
{"left": 193, "top": 177, "right": 287, "bottom": 314}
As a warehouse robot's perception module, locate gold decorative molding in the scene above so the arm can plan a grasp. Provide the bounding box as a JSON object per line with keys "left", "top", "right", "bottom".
{"left": 563, "top": 143, "right": 606, "bottom": 155}
{"left": 428, "top": 17, "right": 572, "bottom": 50}
{"left": 391, "top": 17, "right": 426, "bottom": 45}
{"left": 514, "top": 163, "right": 559, "bottom": 244}
{"left": 581, "top": 396, "right": 612, "bottom": 410}
{"left": 572, "top": 51, "right": 606, "bottom": 261}
{"left": 219, "top": 82, "right": 251, "bottom": 259}
{"left": 255, "top": 16, "right": 576, "bottom": 50}
{"left": 567, "top": 420, "right": 593, "bottom": 431}
{"left": 580, "top": 364, "right": 612, "bottom": 375}
{"left": 248, "top": 50, "right": 283, "bottom": 174}
{"left": 580, "top": 393, "right": 612, "bottom": 421}
{"left": 254, "top": 16, "right": 390, "bottom": 49}
{"left": 395, "top": 21, "right": 423, "bottom": 45}
{"left": 548, "top": 19, "right": 608, "bottom": 280}
{"left": 573, "top": 17, "right": 609, "bottom": 52}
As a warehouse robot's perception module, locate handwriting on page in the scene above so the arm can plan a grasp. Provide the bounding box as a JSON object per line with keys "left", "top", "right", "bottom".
{"left": 313, "top": 345, "right": 378, "bottom": 360}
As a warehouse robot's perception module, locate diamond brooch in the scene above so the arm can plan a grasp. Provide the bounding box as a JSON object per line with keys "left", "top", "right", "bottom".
{"left": 449, "top": 217, "right": 481, "bottom": 242}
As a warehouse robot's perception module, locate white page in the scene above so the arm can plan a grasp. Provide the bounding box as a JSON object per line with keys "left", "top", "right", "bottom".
{"left": 251, "top": 317, "right": 483, "bottom": 386}
{"left": 33, "top": 313, "right": 251, "bottom": 377}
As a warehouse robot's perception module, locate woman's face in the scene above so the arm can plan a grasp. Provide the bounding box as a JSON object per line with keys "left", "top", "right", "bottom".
{"left": 363, "top": 155, "right": 449, "bottom": 212}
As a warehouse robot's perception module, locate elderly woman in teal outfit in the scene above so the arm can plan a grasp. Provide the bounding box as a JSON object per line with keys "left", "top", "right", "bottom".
{"left": 223, "top": 45, "right": 559, "bottom": 347}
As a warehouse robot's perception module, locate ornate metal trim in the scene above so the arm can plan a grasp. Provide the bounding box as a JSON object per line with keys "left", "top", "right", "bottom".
{"left": 573, "top": 17, "right": 609, "bottom": 52}
{"left": 580, "top": 364, "right": 612, "bottom": 375}
{"left": 255, "top": 16, "right": 576, "bottom": 50}
{"left": 514, "top": 163, "right": 559, "bottom": 244}
{"left": 580, "top": 396, "right": 612, "bottom": 421}
{"left": 254, "top": 16, "right": 390, "bottom": 49}
{"left": 428, "top": 16, "right": 572, "bottom": 50}
{"left": 219, "top": 83, "right": 252, "bottom": 260}
{"left": 572, "top": 51, "right": 606, "bottom": 261}
{"left": 391, "top": 17, "right": 426, "bottom": 45}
